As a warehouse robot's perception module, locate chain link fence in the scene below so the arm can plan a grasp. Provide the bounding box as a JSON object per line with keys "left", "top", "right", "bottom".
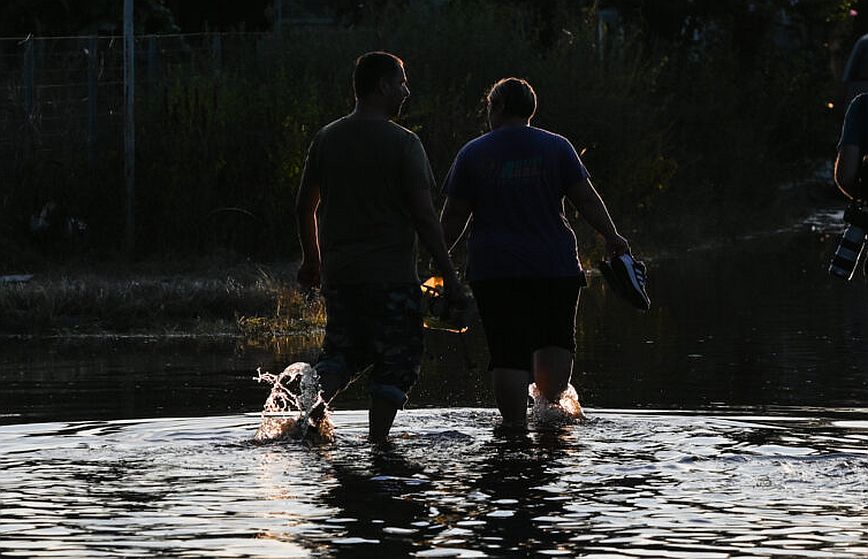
{"left": 0, "top": 32, "right": 283, "bottom": 168}
{"left": 1, "top": 32, "right": 314, "bottom": 260}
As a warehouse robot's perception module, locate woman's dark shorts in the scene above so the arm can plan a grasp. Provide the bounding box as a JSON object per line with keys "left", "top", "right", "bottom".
{"left": 470, "top": 276, "right": 585, "bottom": 372}
{"left": 315, "top": 283, "right": 423, "bottom": 408}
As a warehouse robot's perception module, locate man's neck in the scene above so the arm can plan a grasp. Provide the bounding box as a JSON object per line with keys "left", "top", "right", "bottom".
{"left": 350, "top": 101, "right": 390, "bottom": 120}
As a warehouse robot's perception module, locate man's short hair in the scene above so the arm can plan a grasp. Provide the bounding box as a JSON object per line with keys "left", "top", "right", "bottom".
{"left": 487, "top": 77, "right": 537, "bottom": 120}
{"left": 353, "top": 51, "right": 404, "bottom": 98}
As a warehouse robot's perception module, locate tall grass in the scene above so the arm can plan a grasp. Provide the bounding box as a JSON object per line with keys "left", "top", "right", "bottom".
{"left": 0, "top": 263, "right": 324, "bottom": 336}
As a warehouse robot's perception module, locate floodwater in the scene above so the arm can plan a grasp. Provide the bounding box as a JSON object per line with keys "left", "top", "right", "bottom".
{"left": 3, "top": 210, "right": 868, "bottom": 557}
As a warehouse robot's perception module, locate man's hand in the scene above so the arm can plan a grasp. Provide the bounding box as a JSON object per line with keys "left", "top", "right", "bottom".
{"left": 297, "top": 258, "right": 321, "bottom": 291}
{"left": 605, "top": 233, "right": 630, "bottom": 257}
{"left": 442, "top": 275, "right": 471, "bottom": 326}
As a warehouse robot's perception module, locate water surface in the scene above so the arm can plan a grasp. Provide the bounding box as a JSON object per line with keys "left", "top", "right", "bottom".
{"left": 2, "top": 409, "right": 867, "bottom": 558}
{"left": 3, "top": 213, "right": 868, "bottom": 557}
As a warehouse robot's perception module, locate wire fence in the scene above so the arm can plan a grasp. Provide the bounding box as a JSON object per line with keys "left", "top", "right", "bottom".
{"left": 0, "top": 32, "right": 279, "bottom": 169}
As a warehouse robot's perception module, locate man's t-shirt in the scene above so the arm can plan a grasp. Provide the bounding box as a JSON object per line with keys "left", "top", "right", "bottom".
{"left": 443, "top": 126, "right": 589, "bottom": 281}
{"left": 301, "top": 117, "right": 435, "bottom": 286}
{"left": 840, "top": 93, "right": 868, "bottom": 151}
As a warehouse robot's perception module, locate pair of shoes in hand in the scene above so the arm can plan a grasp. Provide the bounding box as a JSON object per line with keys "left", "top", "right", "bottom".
{"left": 597, "top": 253, "right": 651, "bottom": 311}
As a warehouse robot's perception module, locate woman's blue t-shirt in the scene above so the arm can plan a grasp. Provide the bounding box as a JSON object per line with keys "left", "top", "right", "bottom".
{"left": 443, "top": 126, "right": 589, "bottom": 281}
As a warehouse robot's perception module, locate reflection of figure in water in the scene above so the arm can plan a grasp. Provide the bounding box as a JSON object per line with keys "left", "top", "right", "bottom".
{"left": 470, "top": 429, "right": 576, "bottom": 554}
{"left": 296, "top": 51, "right": 466, "bottom": 442}
{"left": 319, "top": 445, "right": 431, "bottom": 557}
{"left": 440, "top": 77, "right": 631, "bottom": 428}
{"left": 835, "top": 92, "right": 868, "bottom": 199}
{"left": 314, "top": 430, "right": 577, "bottom": 557}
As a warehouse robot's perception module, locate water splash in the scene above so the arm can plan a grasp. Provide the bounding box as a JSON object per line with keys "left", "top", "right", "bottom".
{"left": 253, "top": 362, "right": 334, "bottom": 444}
{"left": 529, "top": 383, "right": 585, "bottom": 426}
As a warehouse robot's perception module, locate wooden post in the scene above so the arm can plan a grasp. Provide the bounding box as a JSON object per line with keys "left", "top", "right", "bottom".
{"left": 124, "top": 0, "right": 135, "bottom": 254}
{"left": 87, "top": 36, "right": 98, "bottom": 166}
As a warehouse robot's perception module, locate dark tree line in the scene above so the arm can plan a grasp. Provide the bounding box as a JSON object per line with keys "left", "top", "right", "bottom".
{"left": 0, "top": 0, "right": 177, "bottom": 36}
{"left": 3, "top": 0, "right": 868, "bottom": 46}
{"left": 0, "top": 0, "right": 272, "bottom": 37}
{"left": 0, "top": 0, "right": 403, "bottom": 37}
{"left": 0, "top": 0, "right": 860, "bottom": 261}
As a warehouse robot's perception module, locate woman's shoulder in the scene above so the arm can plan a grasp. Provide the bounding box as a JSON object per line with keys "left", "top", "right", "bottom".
{"left": 455, "top": 131, "right": 496, "bottom": 159}
{"left": 529, "top": 126, "right": 574, "bottom": 146}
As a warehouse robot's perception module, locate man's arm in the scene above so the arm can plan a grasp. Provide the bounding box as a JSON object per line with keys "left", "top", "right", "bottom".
{"left": 295, "top": 177, "right": 321, "bottom": 289}
{"left": 405, "top": 188, "right": 462, "bottom": 294}
{"left": 835, "top": 94, "right": 868, "bottom": 200}
{"left": 835, "top": 145, "right": 861, "bottom": 200}
{"left": 439, "top": 196, "right": 472, "bottom": 252}
{"left": 402, "top": 136, "right": 465, "bottom": 299}
{"left": 565, "top": 177, "right": 629, "bottom": 256}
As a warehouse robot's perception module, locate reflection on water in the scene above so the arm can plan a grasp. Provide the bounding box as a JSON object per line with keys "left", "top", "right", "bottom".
{"left": 1, "top": 409, "right": 867, "bottom": 558}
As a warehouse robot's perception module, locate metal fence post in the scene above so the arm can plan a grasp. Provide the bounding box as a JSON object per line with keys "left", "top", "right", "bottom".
{"left": 124, "top": 0, "right": 136, "bottom": 254}
{"left": 211, "top": 33, "right": 223, "bottom": 71}
{"left": 22, "top": 36, "right": 35, "bottom": 157}
{"left": 87, "top": 36, "right": 98, "bottom": 166}
{"left": 147, "top": 35, "right": 159, "bottom": 86}
{"left": 23, "top": 38, "right": 35, "bottom": 120}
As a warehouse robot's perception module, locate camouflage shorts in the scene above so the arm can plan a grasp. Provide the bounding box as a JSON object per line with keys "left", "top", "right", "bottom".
{"left": 315, "top": 283, "right": 424, "bottom": 408}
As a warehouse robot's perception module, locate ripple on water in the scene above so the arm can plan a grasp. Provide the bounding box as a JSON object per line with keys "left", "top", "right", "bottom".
{"left": 1, "top": 408, "right": 867, "bottom": 558}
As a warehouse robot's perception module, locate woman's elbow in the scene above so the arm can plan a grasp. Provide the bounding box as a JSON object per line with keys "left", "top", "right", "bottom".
{"left": 835, "top": 168, "right": 857, "bottom": 198}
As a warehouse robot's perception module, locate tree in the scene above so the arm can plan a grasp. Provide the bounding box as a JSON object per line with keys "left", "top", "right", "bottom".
{"left": 0, "top": 0, "right": 178, "bottom": 38}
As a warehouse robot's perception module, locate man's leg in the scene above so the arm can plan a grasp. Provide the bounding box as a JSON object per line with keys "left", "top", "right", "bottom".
{"left": 532, "top": 346, "right": 574, "bottom": 402}
{"left": 369, "top": 397, "right": 399, "bottom": 443}
{"left": 492, "top": 368, "right": 532, "bottom": 425}
{"left": 369, "top": 284, "right": 424, "bottom": 442}
{"left": 307, "top": 360, "right": 351, "bottom": 424}
{"left": 317, "top": 368, "right": 348, "bottom": 405}
{"left": 308, "top": 285, "right": 363, "bottom": 425}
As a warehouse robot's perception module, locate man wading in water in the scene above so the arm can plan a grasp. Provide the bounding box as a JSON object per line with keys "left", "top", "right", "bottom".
{"left": 296, "top": 51, "right": 465, "bottom": 443}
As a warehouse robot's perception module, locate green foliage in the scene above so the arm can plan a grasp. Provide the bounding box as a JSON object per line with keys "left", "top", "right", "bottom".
{"left": 0, "top": 0, "right": 178, "bottom": 36}
{"left": 3, "top": 1, "right": 844, "bottom": 263}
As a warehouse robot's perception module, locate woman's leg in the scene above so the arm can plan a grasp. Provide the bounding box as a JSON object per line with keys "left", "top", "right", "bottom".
{"left": 532, "top": 346, "right": 574, "bottom": 401}
{"left": 492, "top": 367, "right": 532, "bottom": 424}
{"left": 532, "top": 278, "right": 582, "bottom": 402}
{"left": 471, "top": 279, "right": 533, "bottom": 425}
